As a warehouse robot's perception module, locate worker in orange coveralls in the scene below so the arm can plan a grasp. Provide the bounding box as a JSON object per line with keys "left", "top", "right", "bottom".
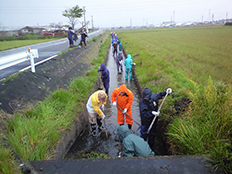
{"left": 111, "top": 84, "right": 134, "bottom": 130}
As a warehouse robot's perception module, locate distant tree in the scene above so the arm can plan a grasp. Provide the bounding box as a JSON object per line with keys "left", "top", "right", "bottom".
{"left": 50, "top": 22, "right": 63, "bottom": 29}
{"left": 62, "top": 5, "right": 83, "bottom": 29}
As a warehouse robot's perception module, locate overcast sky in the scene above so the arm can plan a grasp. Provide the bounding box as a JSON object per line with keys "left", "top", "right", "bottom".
{"left": 0, "top": 0, "right": 231, "bottom": 28}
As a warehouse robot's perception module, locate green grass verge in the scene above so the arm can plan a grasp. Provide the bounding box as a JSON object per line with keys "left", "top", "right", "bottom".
{"left": 118, "top": 26, "right": 232, "bottom": 173}
{"left": 0, "top": 34, "right": 110, "bottom": 173}
{"left": 0, "top": 39, "right": 63, "bottom": 51}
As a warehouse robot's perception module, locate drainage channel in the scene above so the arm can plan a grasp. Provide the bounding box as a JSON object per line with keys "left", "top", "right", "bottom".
{"left": 65, "top": 46, "right": 170, "bottom": 159}
{"left": 29, "top": 45, "right": 220, "bottom": 174}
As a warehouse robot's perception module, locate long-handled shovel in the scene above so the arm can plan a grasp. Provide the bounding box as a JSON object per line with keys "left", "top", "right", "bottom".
{"left": 146, "top": 91, "right": 169, "bottom": 134}
{"left": 99, "top": 108, "right": 109, "bottom": 139}
{"left": 116, "top": 105, "right": 141, "bottom": 128}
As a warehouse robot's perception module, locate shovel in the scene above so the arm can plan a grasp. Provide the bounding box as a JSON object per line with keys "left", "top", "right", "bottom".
{"left": 99, "top": 107, "right": 109, "bottom": 139}
{"left": 116, "top": 105, "right": 141, "bottom": 128}
{"left": 146, "top": 91, "right": 169, "bottom": 134}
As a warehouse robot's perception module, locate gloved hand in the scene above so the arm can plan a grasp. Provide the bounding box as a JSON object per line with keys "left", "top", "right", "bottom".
{"left": 112, "top": 101, "right": 117, "bottom": 106}
{"left": 166, "top": 88, "right": 172, "bottom": 94}
{"left": 122, "top": 108, "right": 127, "bottom": 114}
{"left": 119, "top": 60, "right": 122, "bottom": 64}
{"left": 101, "top": 114, "right": 105, "bottom": 120}
{"left": 133, "top": 63, "right": 136, "bottom": 65}
{"left": 101, "top": 104, "right": 105, "bottom": 111}
{"left": 152, "top": 111, "right": 160, "bottom": 116}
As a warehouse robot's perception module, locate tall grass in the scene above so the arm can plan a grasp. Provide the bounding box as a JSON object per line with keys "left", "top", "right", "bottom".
{"left": 0, "top": 144, "right": 19, "bottom": 174}
{"left": 118, "top": 26, "right": 232, "bottom": 173}
{"left": 4, "top": 35, "right": 111, "bottom": 162}
{"left": 168, "top": 77, "right": 232, "bottom": 173}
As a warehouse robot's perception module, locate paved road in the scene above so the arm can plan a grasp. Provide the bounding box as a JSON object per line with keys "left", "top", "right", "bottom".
{"left": 0, "top": 30, "right": 103, "bottom": 80}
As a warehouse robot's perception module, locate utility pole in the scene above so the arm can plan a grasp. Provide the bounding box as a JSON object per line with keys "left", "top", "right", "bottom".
{"left": 212, "top": 13, "right": 214, "bottom": 23}
{"left": 83, "top": 6, "right": 87, "bottom": 31}
{"left": 130, "top": 18, "right": 132, "bottom": 28}
{"left": 226, "top": 12, "right": 228, "bottom": 22}
{"left": 91, "top": 15, "right": 94, "bottom": 30}
{"left": 202, "top": 15, "right": 204, "bottom": 23}
{"left": 173, "top": 10, "right": 175, "bottom": 24}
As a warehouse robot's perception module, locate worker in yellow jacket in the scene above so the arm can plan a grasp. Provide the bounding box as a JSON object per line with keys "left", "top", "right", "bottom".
{"left": 86, "top": 90, "right": 108, "bottom": 136}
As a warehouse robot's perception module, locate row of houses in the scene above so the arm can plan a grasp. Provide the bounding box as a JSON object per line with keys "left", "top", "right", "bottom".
{"left": 0, "top": 26, "right": 69, "bottom": 37}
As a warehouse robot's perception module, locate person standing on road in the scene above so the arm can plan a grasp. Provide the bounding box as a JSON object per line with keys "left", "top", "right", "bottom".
{"left": 116, "top": 51, "right": 123, "bottom": 74}
{"left": 86, "top": 90, "right": 108, "bottom": 136}
{"left": 111, "top": 84, "right": 134, "bottom": 130}
{"left": 124, "top": 54, "right": 136, "bottom": 80}
{"left": 67, "top": 27, "right": 76, "bottom": 48}
{"left": 139, "top": 87, "right": 172, "bottom": 150}
{"left": 80, "top": 29, "right": 88, "bottom": 48}
{"left": 98, "top": 64, "right": 110, "bottom": 95}
{"left": 117, "top": 125, "right": 155, "bottom": 157}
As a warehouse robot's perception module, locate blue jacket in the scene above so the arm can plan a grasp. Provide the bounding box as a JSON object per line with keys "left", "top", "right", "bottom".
{"left": 116, "top": 53, "right": 123, "bottom": 64}
{"left": 139, "top": 87, "right": 166, "bottom": 126}
{"left": 98, "top": 64, "right": 110, "bottom": 88}
{"left": 68, "top": 30, "right": 75, "bottom": 39}
{"left": 117, "top": 125, "right": 155, "bottom": 157}
{"left": 124, "top": 54, "right": 134, "bottom": 69}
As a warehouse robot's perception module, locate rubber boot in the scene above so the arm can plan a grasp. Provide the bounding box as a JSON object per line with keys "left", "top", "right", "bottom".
{"left": 97, "top": 118, "right": 104, "bottom": 131}
{"left": 90, "top": 124, "right": 97, "bottom": 136}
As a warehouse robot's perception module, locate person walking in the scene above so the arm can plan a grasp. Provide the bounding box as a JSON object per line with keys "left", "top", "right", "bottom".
{"left": 67, "top": 27, "right": 76, "bottom": 48}
{"left": 124, "top": 54, "right": 136, "bottom": 80}
{"left": 139, "top": 87, "right": 172, "bottom": 150}
{"left": 116, "top": 51, "right": 123, "bottom": 74}
{"left": 112, "top": 38, "right": 118, "bottom": 57}
{"left": 80, "top": 29, "right": 88, "bottom": 48}
{"left": 111, "top": 84, "right": 134, "bottom": 130}
{"left": 118, "top": 40, "right": 122, "bottom": 52}
{"left": 98, "top": 64, "right": 110, "bottom": 95}
{"left": 86, "top": 90, "right": 108, "bottom": 136}
{"left": 117, "top": 125, "right": 155, "bottom": 157}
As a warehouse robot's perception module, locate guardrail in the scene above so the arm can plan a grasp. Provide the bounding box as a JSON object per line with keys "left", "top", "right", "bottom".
{"left": 0, "top": 48, "right": 39, "bottom": 72}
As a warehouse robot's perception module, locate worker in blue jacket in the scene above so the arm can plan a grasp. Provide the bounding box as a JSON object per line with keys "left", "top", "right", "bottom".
{"left": 139, "top": 87, "right": 172, "bottom": 150}
{"left": 98, "top": 64, "right": 110, "bottom": 95}
{"left": 116, "top": 51, "right": 123, "bottom": 74}
{"left": 124, "top": 54, "right": 136, "bottom": 80}
{"left": 67, "top": 27, "right": 76, "bottom": 48}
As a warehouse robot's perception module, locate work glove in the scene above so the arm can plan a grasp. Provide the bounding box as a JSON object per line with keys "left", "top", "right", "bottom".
{"left": 166, "top": 88, "right": 172, "bottom": 94}
{"left": 152, "top": 111, "right": 160, "bottom": 116}
{"left": 101, "top": 114, "right": 105, "bottom": 120}
{"left": 112, "top": 101, "right": 117, "bottom": 106}
{"left": 122, "top": 108, "right": 127, "bottom": 114}
{"left": 133, "top": 63, "right": 136, "bottom": 65}
{"left": 101, "top": 104, "right": 105, "bottom": 111}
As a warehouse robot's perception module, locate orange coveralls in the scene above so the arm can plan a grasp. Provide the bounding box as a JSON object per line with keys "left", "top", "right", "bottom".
{"left": 111, "top": 84, "right": 134, "bottom": 125}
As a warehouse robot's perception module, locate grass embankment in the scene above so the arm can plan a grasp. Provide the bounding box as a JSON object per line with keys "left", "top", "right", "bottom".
{"left": 118, "top": 25, "right": 232, "bottom": 173}
{"left": 0, "top": 33, "right": 65, "bottom": 51}
{"left": 0, "top": 35, "right": 111, "bottom": 174}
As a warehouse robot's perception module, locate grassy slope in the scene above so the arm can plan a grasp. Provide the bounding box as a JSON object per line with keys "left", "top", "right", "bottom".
{"left": 0, "top": 34, "right": 110, "bottom": 173}
{"left": 118, "top": 26, "right": 232, "bottom": 173}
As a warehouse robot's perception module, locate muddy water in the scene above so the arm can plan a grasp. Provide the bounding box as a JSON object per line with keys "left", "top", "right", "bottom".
{"left": 66, "top": 46, "right": 168, "bottom": 159}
